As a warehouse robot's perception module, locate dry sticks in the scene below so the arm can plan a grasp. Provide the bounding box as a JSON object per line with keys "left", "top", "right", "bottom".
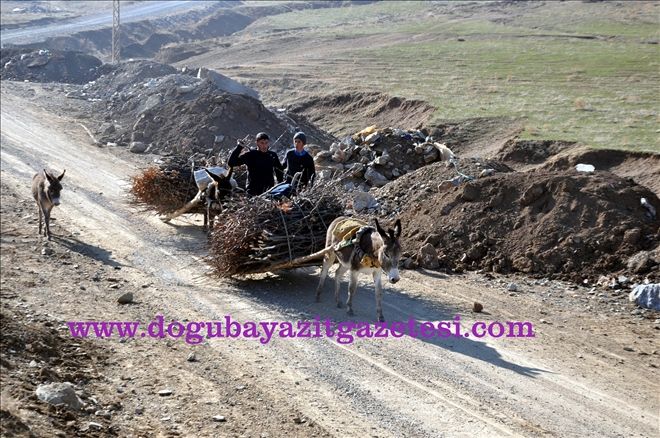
{"left": 208, "top": 183, "right": 344, "bottom": 277}
{"left": 130, "top": 156, "right": 202, "bottom": 214}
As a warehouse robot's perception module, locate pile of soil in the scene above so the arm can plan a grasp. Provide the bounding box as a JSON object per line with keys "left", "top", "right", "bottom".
{"left": 494, "top": 139, "right": 577, "bottom": 165}
{"left": 288, "top": 89, "right": 523, "bottom": 160}
{"left": 0, "top": 48, "right": 102, "bottom": 84}
{"left": 387, "top": 169, "right": 659, "bottom": 281}
{"left": 542, "top": 147, "right": 660, "bottom": 196}
{"left": 372, "top": 158, "right": 514, "bottom": 215}
{"left": 81, "top": 60, "right": 332, "bottom": 155}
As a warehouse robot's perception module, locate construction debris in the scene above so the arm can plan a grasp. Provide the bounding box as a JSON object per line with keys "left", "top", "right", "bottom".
{"left": 314, "top": 125, "right": 467, "bottom": 190}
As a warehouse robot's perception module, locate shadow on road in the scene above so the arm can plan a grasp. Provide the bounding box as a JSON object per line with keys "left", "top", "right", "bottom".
{"left": 227, "top": 268, "right": 546, "bottom": 378}
{"left": 52, "top": 234, "right": 124, "bottom": 268}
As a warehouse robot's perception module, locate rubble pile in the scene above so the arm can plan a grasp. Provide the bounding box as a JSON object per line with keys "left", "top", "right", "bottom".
{"left": 79, "top": 60, "right": 307, "bottom": 155}
{"left": 370, "top": 158, "right": 514, "bottom": 216}
{"left": 390, "top": 169, "right": 659, "bottom": 281}
{"left": 0, "top": 49, "right": 102, "bottom": 84}
{"left": 314, "top": 125, "right": 464, "bottom": 190}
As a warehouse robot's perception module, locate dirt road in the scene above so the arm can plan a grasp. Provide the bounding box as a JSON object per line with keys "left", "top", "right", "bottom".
{"left": 1, "top": 82, "right": 658, "bottom": 437}
{"left": 0, "top": 1, "right": 211, "bottom": 45}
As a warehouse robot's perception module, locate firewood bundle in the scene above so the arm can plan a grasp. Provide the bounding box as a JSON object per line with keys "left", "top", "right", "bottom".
{"left": 129, "top": 156, "right": 201, "bottom": 214}
{"left": 130, "top": 155, "right": 248, "bottom": 214}
{"left": 208, "top": 183, "right": 345, "bottom": 277}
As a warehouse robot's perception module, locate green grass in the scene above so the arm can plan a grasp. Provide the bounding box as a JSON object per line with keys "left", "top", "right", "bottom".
{"left": 261, "top": 1, "right": 433, "bottom": 29}
{"left": 256, "top": 1, "right": 660, "bottom": 152}
{"left": 350, "top": 38, "right": 658, "bottom": 151}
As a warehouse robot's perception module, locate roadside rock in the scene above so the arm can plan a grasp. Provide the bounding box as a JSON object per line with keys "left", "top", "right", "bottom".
{"left": 628, "top": 284, "right": 660, "bottom": 310}
{"left": 627, "top": 251, "right": 654, "bottom": 274}
{"left": 364, "top": 167, "right": 389, "bottom": 187}
{"left": 352, "top": 192, "right": 379, "bottom": 212}
{"left": 129, "top": 141, "right": 147, "bottom": 153}
{"left": 461, "top": 183, "right": 481, "bottom": 202}
{"left": 35, "top": 382, "right": 84, "bottom": 411}
{"left": 417, "top": 243, "right": 439, "bottom": 269}
{"left": 117, "top": 292, "right": 134, "bottom": 304}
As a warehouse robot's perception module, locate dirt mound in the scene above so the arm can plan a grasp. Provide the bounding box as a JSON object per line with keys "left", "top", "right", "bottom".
{"left": 0, "top": 48, "right": 102, "bottom": 84}
{"left": 81, "top": 60, "right": 329, "bottom": 155}
{"left": 89, "top": 60, "right": 178, "bottom": 95}
{"left": 0, "top": 305, "right": 111, "bottom": 437}
{"left": 290, "top": 91, "right": 437, "bottom": 136}
{"left": 372, "top": 158, "right": 514, "bottom": 215}
{"left": 494, "top": 139, "right": 577, "bottom": 165}
{"left": 388, "top": 169, "right": 659, "bottom": 281}
{"left": 542, "top": 147, "right": 660, "bottom": 196}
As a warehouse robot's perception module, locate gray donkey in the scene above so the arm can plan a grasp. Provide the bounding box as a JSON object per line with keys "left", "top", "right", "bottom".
{"left": 32, "top": 169, "right": 65, "bottom": 239}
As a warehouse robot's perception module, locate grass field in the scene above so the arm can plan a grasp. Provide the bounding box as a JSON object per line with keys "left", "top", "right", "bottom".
{"left": 257, "top": 1, "right": 659, "bottom": 152}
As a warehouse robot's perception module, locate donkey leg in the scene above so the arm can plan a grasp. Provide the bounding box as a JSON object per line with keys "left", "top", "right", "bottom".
{"left": 373, "top": 270, "right": 385, "bottom": 322}
{"left": 346, "top": 270, "right": 359, "bottom": 316}
{"left": 44, "top": 207, "right": 52, "bottom": 240}
{"left": 333, "top": 264, "right": 348, "bottom": 308}
{"left": 315, "top": 252, "right": 335, "bottom": 302}
{"left": 37, "top": 205, "right": 43, "bottom": 236}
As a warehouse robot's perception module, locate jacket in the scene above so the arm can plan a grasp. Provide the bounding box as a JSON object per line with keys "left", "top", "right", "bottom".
{"left": 228, "top": 145, "right": 284, "bottom": 196}
{"left": 283, "top": 149, "right": 316, "bottom": 187}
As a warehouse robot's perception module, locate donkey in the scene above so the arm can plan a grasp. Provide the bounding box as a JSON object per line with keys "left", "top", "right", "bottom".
{"left": 204, "top": 167, "right": 235, "bottom": 229}
{"left": 32, "top": 169, "right": 66, "bottom": 240}
{"left": 315, "top": 216, "right": 402, "bottom": 322}
{"left": 161, "top": 167, "right": 236, "bottom": 230}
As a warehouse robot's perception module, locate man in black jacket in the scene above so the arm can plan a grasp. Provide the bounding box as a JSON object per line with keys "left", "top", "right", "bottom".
{"left": 283, "top": 131, "right": 316, "bottom": 187}
{"left": 228, "top": 132, "right": 285, "bottom": 196}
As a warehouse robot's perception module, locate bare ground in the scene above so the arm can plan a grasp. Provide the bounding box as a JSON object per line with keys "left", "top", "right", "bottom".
{"left": 1, "top": 81, "right": 659, "bottom": 437}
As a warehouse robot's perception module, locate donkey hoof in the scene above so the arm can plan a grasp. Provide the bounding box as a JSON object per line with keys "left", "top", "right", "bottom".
{"left": 315, "top": 296, "right": 321, "bottom": 303}
{"left": 336, "top": 301, "right": 343, "bottom": 308}
{"left": 347, "top": 309, "right": 354, "bottom": 316}
{"left": 160, "top": 216, "right": 171, "bottom": 223}
{"left": 378, "top": 315, "right": 385, "bottom": 323}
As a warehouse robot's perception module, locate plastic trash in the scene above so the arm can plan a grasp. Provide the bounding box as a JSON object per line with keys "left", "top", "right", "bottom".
{"left": 575, "top": 163, "right": 595, "bottom": 172}
{"left": 640, "top": 197, "right": 656, "bottom": 219}
{"left": 194, "top": 166, "right": 228, "bottom": 191}
{"left": 357, "top": 125, "right": 378, "bottom": 137}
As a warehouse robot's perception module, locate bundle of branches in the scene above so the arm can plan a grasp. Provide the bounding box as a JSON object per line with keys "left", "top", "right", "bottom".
{"left": 129, "top": 156, "right": 201, "bottom": 214}
{"left": 130, "top": 153, "right": 248, "bottom": 215}
{"left": 208, "top": 182, "right": 346, "bottom": 277}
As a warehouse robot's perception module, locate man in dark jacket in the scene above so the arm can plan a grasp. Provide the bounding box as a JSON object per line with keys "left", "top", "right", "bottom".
{"left": 283, "top": 131, "right": 316, "bottom": 187}
{"left": 228, "top": 132, "right": 285, "bottom": 196}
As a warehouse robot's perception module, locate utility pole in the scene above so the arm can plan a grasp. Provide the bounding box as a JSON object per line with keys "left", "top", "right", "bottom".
{"left": 112, "top": 0, "right": 120, "bottom": 63}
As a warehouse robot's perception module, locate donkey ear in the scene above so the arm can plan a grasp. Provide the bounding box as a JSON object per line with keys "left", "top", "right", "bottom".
{"left": 44, "top": 169, "right": 54, "bottom": 182}
{"left": 394, "top": 219, "right": 402, "bottom": 238}
{"left": 205, "top": 169, "right": 223, "bottom": 183}
{"left": 57, "top": 169, "right": 66, "bottom": 181}
{"left": 374, "top": 218, "right": 388, "bottom": 238}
